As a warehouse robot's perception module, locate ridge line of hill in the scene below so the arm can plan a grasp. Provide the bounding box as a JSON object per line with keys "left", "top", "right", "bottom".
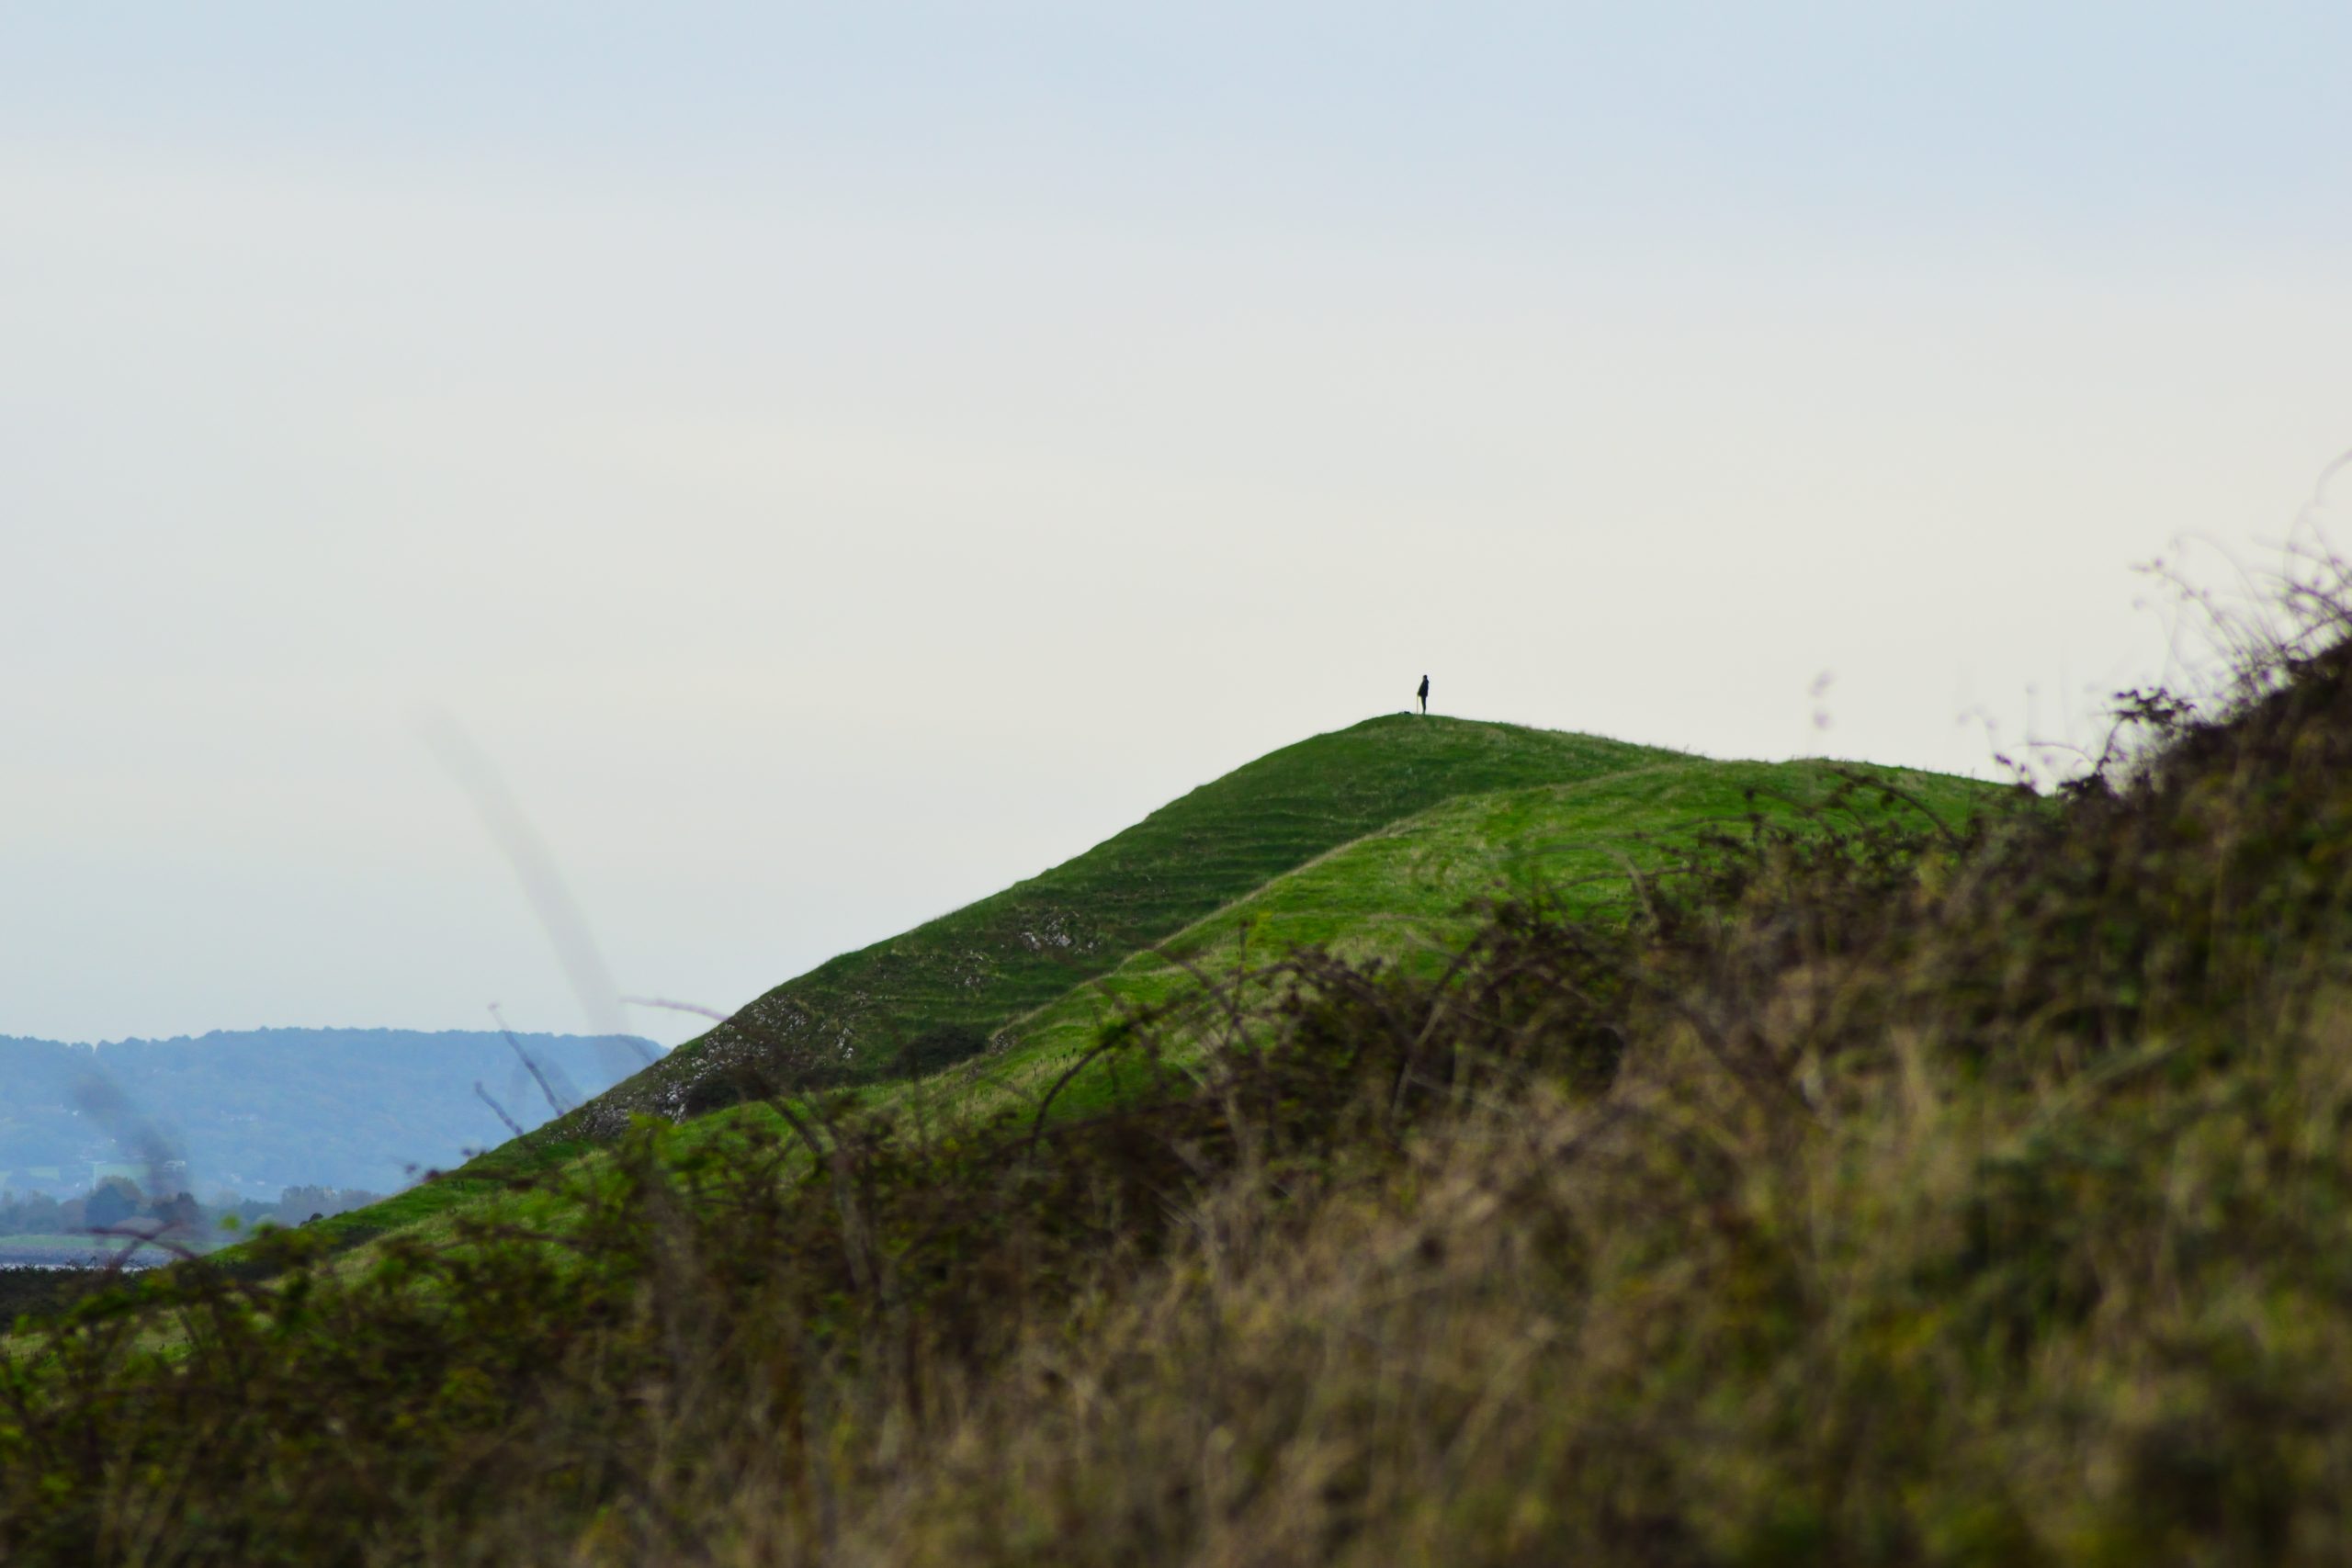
{"left": 285, "top": 733, "right": 1995, "bottom": 1261}
{"left": 558, "top": 714, "right": 1682, "bottom": 1133}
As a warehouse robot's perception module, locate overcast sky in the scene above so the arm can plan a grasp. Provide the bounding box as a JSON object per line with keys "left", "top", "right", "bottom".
{"left": 5, "top": 4, "right": 2350, "bottom": 1049}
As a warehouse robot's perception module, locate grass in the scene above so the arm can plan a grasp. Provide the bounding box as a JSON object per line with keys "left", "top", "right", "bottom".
{"left": 0, "top": 718, "right": 2036, "bottom": 1563}
{"left": 23, "top": 701, "right": 2133, "bottom": 1563}
{"left": 265, "top": 716, "right": 1691, "bottom": 1257}
{"left": 944, "top": 757, "right": 1997, "bottom": 1125}
{"left": 276, "top": 740, "right": 1996, "bottom": 1268}
{"left": 565, "top": 714, "right": 1680, "bottom": 1128}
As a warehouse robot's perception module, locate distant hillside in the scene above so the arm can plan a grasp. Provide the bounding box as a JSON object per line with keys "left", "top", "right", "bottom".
{"left": 0, "top": 1029, "right": 659, "bottom": 1197}
{"left": 0, "top": 701, "right": 2054, "bottom": 1562}
{"left": 989, "top": 757, "right": 1990, "bottom": 1099}
{"left": 277, "top": 726, "right": 1999, "bottom": 1262}
{"left": 571, "top": 715, "right": 1679, "bottom": 1130}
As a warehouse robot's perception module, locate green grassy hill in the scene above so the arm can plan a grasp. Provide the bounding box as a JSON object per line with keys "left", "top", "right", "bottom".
{"left": 570, "top": 715, "right": 1679, "bottom": 1131}
{"left": 945, "top": 757, "right": 1992, "bottom": 1125}
{"left": 31, "top": 633, "right": 2352, "bottom": 1562}
{"left": 11, "top": 694, "right": 2110, "bottom": 1562}
{"left": 127, "top": 716, "right": 1681, "bottom": 1258}
{"left": 275, "top": 716, "right": 1696, "bottom": 1249}
{"left": 289, "top": 729, "right": 1989, "bottom": 1262}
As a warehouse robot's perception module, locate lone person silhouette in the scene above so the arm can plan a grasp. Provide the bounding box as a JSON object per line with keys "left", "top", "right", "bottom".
{"left": 1417, "top": 674, "right": 1430, "bottom": 715}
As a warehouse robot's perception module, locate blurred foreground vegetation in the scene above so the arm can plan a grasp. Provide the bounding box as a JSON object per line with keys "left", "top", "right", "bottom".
{"left": 17, "top": 610, "right": 2352, "bottom": 1562}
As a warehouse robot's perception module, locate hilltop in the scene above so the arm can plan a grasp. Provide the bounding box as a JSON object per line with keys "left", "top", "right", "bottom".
{"left": 568, "top": 715, "right": 1682, "bottom": 1131}
{"left": 274, "top": 714, "right": 1740, "bottom": 1250}
{"left": 204, "top": 716, "right": 1996, "bottom": 1270}
{"left": 3, "top": 705, "right": 2075, "bottom": 1563}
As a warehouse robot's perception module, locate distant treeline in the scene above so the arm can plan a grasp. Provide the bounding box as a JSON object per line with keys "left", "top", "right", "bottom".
{"left": 0, "top": 1180, "right": 386, "bottom": 1242}
{"left": 0, "top": 1028, "right": 659, "bottom": 1195}
{"left": 0, "top": 1178, "right": 379, "bottom": 1325}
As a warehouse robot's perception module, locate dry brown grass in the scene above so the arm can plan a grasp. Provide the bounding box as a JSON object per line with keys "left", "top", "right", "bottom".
{"left": 22, "top": 601, "right": 2352, "bottom": 1563}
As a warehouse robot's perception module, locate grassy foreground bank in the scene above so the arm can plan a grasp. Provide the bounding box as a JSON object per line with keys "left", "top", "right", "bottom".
{"left": 25, "top": 635, "right": 2352, "bottom": 1562}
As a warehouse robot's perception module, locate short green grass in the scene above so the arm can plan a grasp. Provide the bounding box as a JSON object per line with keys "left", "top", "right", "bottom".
{"left": 38, "top": 625, "right": 2352, "bottom": 1564}
{"left": 288, "top": 731, "right": 1995, "bottom": 1266}
{"left": 283, "top": 716, "right": 1683, "bottom": 1258}
{"left": 281, "top": 747, "right": 1999, "bottom": 1269}
{"left": 571, "top": 715, "right": 1681, "bottom": 1128}
{"left": 906, "top": 757, "right": 2000, "bottom": 1125}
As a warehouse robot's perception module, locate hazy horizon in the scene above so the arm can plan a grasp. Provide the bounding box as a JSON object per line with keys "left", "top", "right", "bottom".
{"left": 6, "top": 5, "right": 2349, "bottom": 1049}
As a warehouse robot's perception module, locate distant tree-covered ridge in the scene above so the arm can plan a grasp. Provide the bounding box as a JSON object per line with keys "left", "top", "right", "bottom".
{"left": 0, "top": 1181, "right": 373, "bottom": 1268}
{"left": 0, "top": 1028, "right": 659, "bottom": 1198}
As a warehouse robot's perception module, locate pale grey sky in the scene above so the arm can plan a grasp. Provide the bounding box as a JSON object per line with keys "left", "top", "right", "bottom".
{"left": 4, "top": 5, "right": 2349, "bottom": 1047}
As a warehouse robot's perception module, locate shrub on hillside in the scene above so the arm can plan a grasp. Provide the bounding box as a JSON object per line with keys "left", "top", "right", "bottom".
{"left": 897, "top": 1021, "right": 993, "bottom": 1078}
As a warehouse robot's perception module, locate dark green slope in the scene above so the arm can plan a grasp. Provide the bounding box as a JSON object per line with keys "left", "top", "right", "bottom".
{"left": 575, "top": 715, "right": 1678, "bottom": 1131}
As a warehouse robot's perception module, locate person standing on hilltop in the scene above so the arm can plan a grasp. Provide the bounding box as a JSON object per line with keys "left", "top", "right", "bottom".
{"left": 1417, "top": 674, "right": 1430, "bottom": 715}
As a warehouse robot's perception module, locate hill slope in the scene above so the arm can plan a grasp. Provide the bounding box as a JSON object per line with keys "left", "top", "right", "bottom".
{"left": 314, "top": 739, "right": 1990, "bottom": 1259}
{"left": 573, "top": 715, "right": 1679, "bottom": 1131}
{"left": 944, "top": 757, "right": 1996, "bottom": 1124}
{"left": 229, "top": 716, "right": 1691, "bottom": 1252}
{"left": 5, "top": 698, "right": 2098, "bottom": 1562}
